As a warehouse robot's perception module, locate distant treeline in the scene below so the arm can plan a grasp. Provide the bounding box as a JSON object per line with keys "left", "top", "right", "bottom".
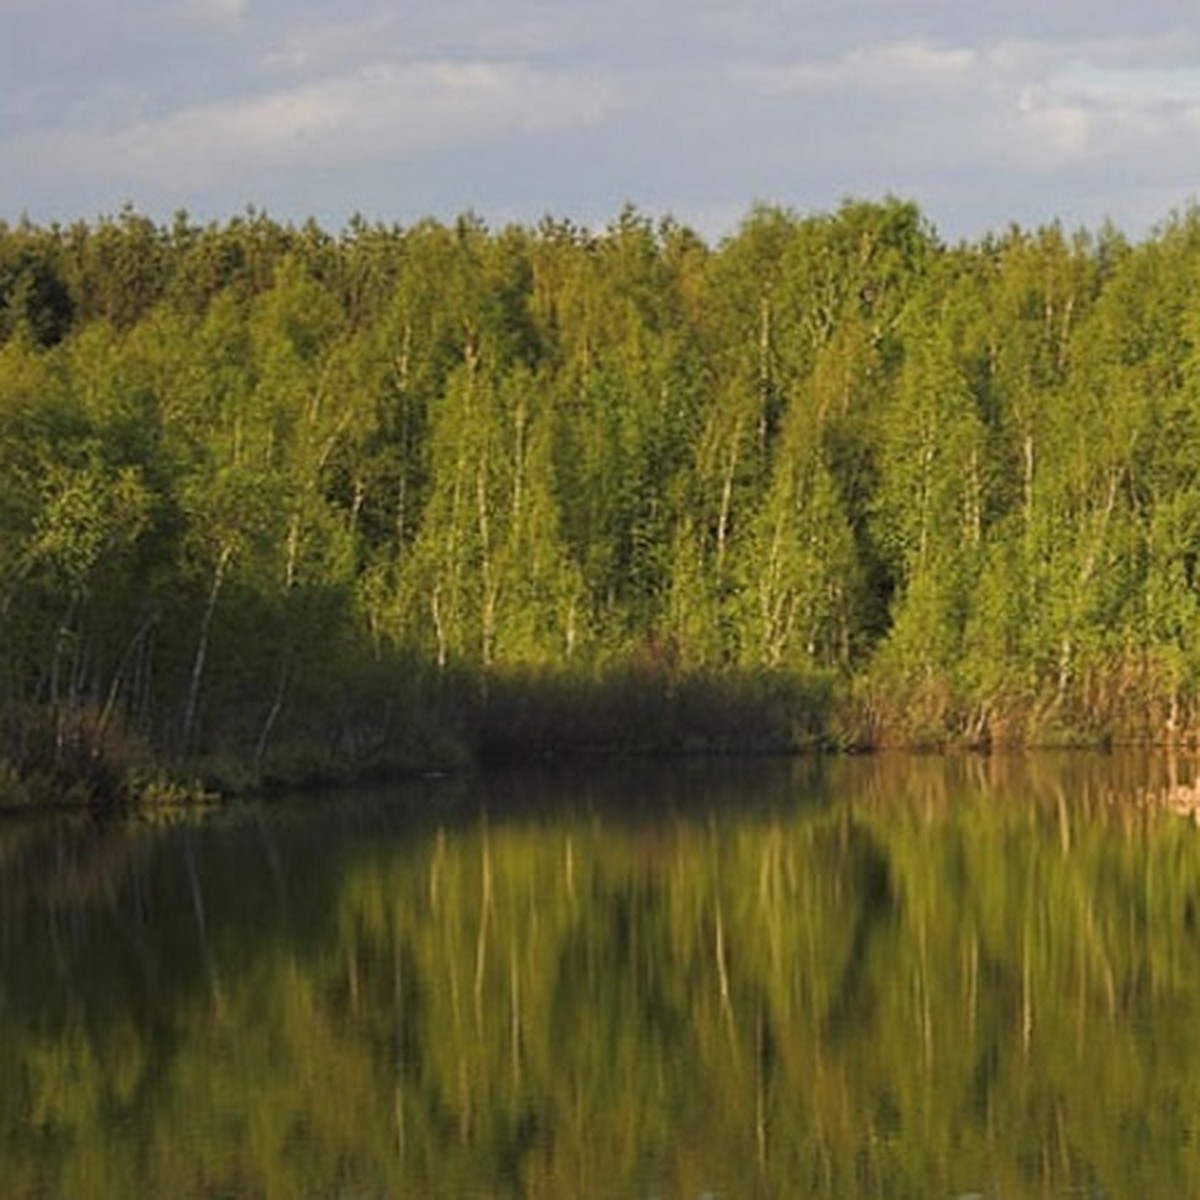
{"left": 1, "top": 198, "right": 1199, "bottom": 798}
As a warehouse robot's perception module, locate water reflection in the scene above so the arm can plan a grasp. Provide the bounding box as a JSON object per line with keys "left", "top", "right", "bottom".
{"left": 2, "top": 755, "right": 1200, "bottom": 1198}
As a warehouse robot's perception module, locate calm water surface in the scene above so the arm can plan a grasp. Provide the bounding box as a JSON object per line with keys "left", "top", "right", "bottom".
{"left": 3, "top": 753, "right": 1200, "bottom": 1198}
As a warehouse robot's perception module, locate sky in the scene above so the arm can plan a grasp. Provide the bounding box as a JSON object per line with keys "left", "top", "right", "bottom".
{"left": 2, "top": 0, "right": 1199, "bottom": 244}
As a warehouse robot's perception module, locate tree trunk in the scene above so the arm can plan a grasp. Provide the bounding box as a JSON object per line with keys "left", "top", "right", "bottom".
{"left": 183, "top": 543, "right": 232, "bottom": 753}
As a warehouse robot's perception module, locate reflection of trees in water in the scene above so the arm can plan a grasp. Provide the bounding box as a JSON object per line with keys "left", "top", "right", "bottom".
{"left": 1, "top": 762, "right": 1200, "bottom": 1197}
{"left": 819, "top": 825, "right": 896, "bottom": 1043}
{"left": 0, "top": 816, "right": 139, "bottom": 904}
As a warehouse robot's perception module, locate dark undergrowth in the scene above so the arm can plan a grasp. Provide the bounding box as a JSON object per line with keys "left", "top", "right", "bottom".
{"left": 3, "top": 657, "right": 1199, "bottom": 809}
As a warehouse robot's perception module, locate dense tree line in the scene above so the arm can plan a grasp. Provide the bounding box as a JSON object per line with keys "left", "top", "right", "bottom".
{"left": 2, "top": 199, "right": 1200, "bottom": 796}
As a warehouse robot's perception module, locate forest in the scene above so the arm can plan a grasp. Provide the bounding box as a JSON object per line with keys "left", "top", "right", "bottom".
{"left": 1, "top": 197, "right": 1200, "bottom": 800}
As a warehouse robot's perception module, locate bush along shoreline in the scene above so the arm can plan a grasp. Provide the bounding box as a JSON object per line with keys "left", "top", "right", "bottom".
{"left": 3, "top": 657, "right": 1196, "bottom": 809}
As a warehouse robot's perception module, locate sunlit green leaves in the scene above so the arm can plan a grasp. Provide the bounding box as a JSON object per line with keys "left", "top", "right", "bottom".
{"left": 4, "top": 201, "right": 1200, "bottom": 769}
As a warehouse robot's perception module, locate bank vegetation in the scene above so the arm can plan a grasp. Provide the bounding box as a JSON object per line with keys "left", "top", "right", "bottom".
{"left": 2, "top": 198, "right": 1199, "bottom": 799}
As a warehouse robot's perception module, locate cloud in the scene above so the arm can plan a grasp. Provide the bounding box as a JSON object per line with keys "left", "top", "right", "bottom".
{"left": 1042, "top": 60, "right": 1200, "bottom": 111}
{"left": 730, "top": 31, "right": 1200, "bottom": 177}
{"left": 190, "top": 0, "right": 249, "bottom": 20}
{"left": 2, "top": 1, "right": 1200, "bottom": 242}
{"left": 1011, "top": 93, "right": 1092, "bottom": 161}
{"left": 1005, "top": 57, "right": 1200, "bottom": 165}
{"left": 734, "top": 38, "right": 979, "bottom": 96}
{"left": 263, "top": 16, "right": 399, "bottom": 72}
{"left": 15, "top": 59, "right": 619, "bottom": 187}
{"left": 734, "top": 39, "right": 978, "bottom": 93}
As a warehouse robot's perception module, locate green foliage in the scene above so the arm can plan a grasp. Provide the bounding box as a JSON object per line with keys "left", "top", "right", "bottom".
{"left": 4, "top": 200, "right": 1200, "bottom": 795}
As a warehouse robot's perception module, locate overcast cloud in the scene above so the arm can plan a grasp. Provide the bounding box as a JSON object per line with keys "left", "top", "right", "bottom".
{"left": 1, "top": 0, "right": 1198, "bottom": 241}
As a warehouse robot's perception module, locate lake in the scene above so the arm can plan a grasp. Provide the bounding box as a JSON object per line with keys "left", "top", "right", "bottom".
{"left": 2, "top": 752, "right": 1199, "bottom": 1198}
